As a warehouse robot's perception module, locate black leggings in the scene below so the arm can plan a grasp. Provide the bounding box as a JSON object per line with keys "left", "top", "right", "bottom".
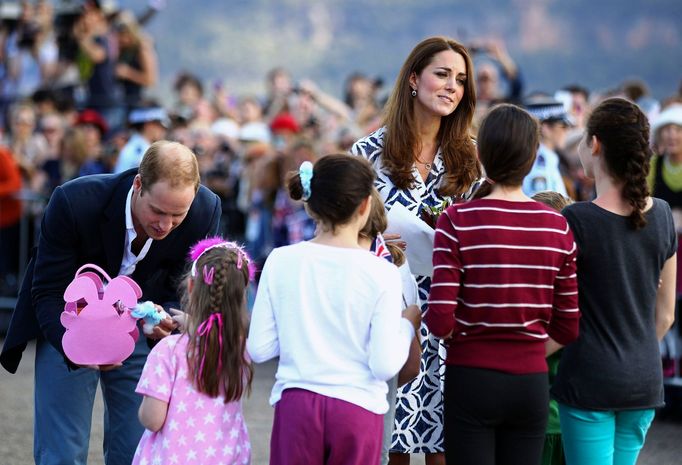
{"left": 444, "top": 365, "right": 549, "bottom": 465}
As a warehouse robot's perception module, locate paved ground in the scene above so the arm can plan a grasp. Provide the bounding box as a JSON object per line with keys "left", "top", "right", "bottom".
{"left": 1, "top": 340, "right": 681, "bottom": 465}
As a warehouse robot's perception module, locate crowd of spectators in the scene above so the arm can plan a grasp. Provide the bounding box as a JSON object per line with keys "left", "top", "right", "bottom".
{"left": 0, "top": 0, "right": 681, "bottom": 314}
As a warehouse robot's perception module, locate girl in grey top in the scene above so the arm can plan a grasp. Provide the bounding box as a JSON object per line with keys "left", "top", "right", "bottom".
{"left": 552, "top": 98, "right": 677, "bottom": 465}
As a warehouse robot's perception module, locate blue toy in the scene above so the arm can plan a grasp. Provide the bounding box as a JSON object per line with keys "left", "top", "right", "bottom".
{"left": 131, "top": 301, "right": 169, "bottom": 335}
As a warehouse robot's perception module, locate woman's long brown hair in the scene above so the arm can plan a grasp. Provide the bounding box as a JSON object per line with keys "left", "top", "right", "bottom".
{"left": 382, "top": 36, "right": 480, "bottom": 196}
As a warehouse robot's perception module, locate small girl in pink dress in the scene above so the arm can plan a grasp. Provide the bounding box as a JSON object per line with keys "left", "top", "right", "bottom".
{"left": 132, "top": 238, "right": 254, "bottom": 465}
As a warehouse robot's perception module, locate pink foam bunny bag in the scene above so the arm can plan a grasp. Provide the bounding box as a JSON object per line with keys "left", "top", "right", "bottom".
{"left": 60, "top": 264, "right": 143, "bottom": 365}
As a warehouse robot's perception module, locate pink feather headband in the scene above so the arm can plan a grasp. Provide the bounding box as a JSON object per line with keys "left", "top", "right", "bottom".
{"left": 189, "top": 237, "right": 256, "bottom": 282}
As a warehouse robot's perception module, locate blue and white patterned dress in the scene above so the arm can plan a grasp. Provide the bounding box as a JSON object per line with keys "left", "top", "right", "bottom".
{"left": 351, "top": 126, "right": 450, "bottom": 453}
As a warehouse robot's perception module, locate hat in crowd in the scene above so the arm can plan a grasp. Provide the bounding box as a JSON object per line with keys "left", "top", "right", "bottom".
{"left": 524, "top": 99, "right": 574, "bottom": 126}
{"left": 128, "top": 107, "right": 170, "bottom": 128}
{"left": 652, "top": 104, "right": 682, "bottom": 135}
{"left": 239, "top": 122, "right": 271, "bottom": 144}
{"left": 270, "top": 113, "right": 300, "bottom": 134}
{"left": 76, "top": 109, "right": 108, "bottom": 135}
{"left": 211, "top": 118, "right": 240, "bottom": 140}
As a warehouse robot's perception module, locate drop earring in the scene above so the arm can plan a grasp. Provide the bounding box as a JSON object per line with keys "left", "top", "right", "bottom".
{"left": 411, "top": 89, "right": 417, "bottom": 97}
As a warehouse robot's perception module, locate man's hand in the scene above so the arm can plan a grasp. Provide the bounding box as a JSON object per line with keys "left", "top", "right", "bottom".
{"left": 80, "top": 363, "right": 123, "bottom": 371}
{"left": 147, "top": 315, "right": 176, "bottom": 340}
{"left": 383, "top": 232, "right": 407, "bottom": 250}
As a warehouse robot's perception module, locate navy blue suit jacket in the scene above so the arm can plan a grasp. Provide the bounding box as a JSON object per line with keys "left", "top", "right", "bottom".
{"left": 0, "top": 169, "right": 221, "bottom": 373}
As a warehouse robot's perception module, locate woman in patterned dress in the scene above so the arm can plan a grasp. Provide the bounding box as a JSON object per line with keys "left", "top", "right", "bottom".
{"left": 351, "top": 36, "right": 480, "bottom": 465}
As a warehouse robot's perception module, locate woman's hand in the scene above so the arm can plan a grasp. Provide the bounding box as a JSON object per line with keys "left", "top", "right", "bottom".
{"left": 545, "top": 338, "right": 564, "bottom": 357}
{"left": 383, "top": 233, "right": 406, "bottom": 250}
{"left": 402, "top": 304, "right": 422, "bottom": 332}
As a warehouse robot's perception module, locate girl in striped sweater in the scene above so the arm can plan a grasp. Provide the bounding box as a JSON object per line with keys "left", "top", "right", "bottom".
{"left": 424, "top": 104, "right": 580, "bottom": 465}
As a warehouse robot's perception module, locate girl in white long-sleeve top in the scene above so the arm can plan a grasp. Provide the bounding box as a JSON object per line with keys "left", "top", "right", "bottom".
{"left": 247, "top": 153, "right": 421, "bottom": 465}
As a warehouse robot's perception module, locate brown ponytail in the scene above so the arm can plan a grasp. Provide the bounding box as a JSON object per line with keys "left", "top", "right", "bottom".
{"left": 287, "top": 154, "right": 375, "bottom": 232}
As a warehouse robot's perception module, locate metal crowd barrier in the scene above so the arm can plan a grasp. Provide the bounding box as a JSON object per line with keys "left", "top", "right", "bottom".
{"left": 0, "top": 189, "right": 47, "bottom": 313}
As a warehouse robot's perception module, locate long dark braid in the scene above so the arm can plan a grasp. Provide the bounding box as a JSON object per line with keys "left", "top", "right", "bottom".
{"left": 587, "top": 98, "right": 653, "bottom": 229}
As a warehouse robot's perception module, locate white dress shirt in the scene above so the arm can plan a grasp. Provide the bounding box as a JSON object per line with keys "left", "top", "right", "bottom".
{"left": 119, "top": 187, "right": 153, "bottom": 276}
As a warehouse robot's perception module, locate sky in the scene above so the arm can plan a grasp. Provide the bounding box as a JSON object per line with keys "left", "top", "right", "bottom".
{"left": 114, "top": 0, "right": 682, "bottom": 103}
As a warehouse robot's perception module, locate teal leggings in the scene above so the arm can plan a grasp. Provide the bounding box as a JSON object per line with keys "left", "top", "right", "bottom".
{"left": 558, "top": 404, "right": 655, "bottom": 465}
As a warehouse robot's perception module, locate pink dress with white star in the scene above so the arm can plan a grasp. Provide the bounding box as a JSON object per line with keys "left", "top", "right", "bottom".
{"left": 132, "top": 334, "right": 251, "bottom": 465}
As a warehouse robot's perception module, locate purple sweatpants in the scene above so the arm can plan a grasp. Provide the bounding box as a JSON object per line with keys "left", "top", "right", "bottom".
{"left": 270, "top": 388, "right": 383, "bottom": 465}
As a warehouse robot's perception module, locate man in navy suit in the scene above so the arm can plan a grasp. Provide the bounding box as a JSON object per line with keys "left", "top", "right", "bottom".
{"left": 1, "top": 141, "right": 221, "bottom": 465}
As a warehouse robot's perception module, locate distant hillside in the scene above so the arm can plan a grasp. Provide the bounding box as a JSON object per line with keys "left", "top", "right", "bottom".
{"left": 118, "top": 0, "right": 682, "bottom": 102}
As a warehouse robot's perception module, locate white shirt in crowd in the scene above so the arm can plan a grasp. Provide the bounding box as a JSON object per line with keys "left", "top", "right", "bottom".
{"left": 522, "top": 143, "right": 568, "bottom": 197}
{"left": 114, "top": 133, "right": 151, "bottom": 174}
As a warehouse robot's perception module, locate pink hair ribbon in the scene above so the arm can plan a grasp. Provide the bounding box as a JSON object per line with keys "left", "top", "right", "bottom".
{"left": 196, "top": 313, "right": 223, "bottom": 380}
{"left": 203, "top": 265, "right": 215, "bottom": 285}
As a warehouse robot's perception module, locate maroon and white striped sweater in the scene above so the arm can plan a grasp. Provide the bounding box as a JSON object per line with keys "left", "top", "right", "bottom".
{"left": 424, "top": 199, "right": 579, "bottom": 374}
